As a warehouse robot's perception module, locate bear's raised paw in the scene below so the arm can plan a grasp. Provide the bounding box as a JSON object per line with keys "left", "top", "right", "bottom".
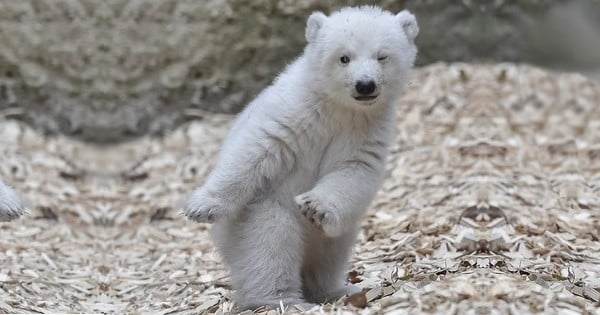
{"left": 295, "top": 192, "right": 342, "bottom": 237}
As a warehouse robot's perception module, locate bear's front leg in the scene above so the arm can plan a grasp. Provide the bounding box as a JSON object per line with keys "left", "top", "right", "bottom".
{"left": 295, "top": 160, "right": 385, "bottom": 237}
{"left": 184, "top": 162, "right": 266, "bottom": 223}
{"left": 184, "top": 187, "right": 239, "bottom": 223}
{"left": 184, "top": 127, "right": 296, "bottom": 223}
{"left": 0, "top": 180, "right": 24, "bottom": 222}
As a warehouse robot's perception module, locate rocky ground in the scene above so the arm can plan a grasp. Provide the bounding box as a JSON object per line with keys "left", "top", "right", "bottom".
{"left": 0, "top": 63, "right": 598, "bottom": 314}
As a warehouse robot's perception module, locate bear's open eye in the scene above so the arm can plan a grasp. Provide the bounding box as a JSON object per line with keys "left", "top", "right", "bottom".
{"left": 378, "top": 56, "right": 389, "bottom": 62}
{"left": 340, "top": 55, "right": 350, "bottom": 64}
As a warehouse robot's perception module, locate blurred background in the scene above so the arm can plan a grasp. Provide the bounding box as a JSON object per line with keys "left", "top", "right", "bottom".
{"left": 1, "top": 0, "right": 599, "bottom": 143}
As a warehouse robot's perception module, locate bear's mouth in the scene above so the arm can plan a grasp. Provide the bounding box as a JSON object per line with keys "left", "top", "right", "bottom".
{"left": 354, "top": 95, "right": 378, "bottom": 102}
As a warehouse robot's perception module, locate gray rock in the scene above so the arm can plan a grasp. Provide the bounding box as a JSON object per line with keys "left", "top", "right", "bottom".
{"left": 0, "top": 0, "right": 598, "bottom": 142}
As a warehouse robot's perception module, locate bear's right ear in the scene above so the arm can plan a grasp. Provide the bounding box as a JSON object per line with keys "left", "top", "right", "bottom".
{"left": 305, "top": 12, "right": 327, "bottom": 43}
{"left": 396, "top": 10, "right": 419, "bottom": 42}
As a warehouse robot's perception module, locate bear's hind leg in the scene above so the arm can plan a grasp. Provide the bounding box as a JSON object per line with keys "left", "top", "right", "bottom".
{"left": 213, "top": 200, "right": 312, "bottom": 310}
{"left": 301, "top": 227, "right": 362, "bottom": 303}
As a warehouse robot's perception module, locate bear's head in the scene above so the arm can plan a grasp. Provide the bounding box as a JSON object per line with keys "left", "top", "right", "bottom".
{"left": 304, "top": 6, "right": 418, "bottom": 109}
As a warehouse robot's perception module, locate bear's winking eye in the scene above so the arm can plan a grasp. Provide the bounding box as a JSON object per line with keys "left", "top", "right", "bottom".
{"left": 378, "top": 55, "right": 389, "bottom": 62}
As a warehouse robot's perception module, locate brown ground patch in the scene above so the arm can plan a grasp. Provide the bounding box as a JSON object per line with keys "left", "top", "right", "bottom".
{"left": 0, "top": 63, "right": 599, "bottom": 314}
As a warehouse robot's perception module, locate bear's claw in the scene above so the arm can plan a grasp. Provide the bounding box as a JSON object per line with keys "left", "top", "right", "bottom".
{"left": 183, "top": 190, "right": 229, "bottom": 223}
{"left": 295, "top": 192, "right": 341, "bottom": 237}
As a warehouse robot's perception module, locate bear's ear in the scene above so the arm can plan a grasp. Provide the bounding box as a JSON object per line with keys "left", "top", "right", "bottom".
{"left": 396, "top": 10, "right": 419, "bottom": 42}
{"left": 305, "top": 11, "right": 327, "bottom": 43}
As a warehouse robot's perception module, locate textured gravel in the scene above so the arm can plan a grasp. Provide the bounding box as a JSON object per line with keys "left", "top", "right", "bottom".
{"left": 0, "top": 62, "right": 598, "bottom": 314}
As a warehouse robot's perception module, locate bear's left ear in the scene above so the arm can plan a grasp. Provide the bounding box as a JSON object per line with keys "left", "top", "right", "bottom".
{"left": 396, "top": 10, "right": 419, "bottom": 42}
{"left": 306, "top": 11, "right": 327, "bottom": 43}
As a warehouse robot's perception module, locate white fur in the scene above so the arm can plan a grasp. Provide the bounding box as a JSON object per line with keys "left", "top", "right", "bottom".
{"left": 184, "top": 6, "right": 418, "bottom": 310}
{"left": 0, "top": 180, "right": 24, "bottom": 221}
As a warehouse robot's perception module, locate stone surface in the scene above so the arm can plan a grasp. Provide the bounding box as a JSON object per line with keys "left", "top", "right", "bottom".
{"left": 0, "top": 0, "right": 599, "bottom": 142}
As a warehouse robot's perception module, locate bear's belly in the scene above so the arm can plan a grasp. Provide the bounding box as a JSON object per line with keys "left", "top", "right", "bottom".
{"left": 267, "top": 147, "right": 328, "bottom": 206}
{"left": 266, "top": 130, "right": 358, "bottom": 207}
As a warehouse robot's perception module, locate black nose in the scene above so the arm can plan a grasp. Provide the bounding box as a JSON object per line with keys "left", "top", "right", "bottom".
{"left": 355, "top": 80, "right": 376, "bottom": 95}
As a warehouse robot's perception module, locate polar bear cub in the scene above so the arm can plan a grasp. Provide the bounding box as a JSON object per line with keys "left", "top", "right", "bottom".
{"left": 184, "top": 6, "right": 418, "bottom": 310}
{"left": 0, "top": 180, "right": 24, "bottom": 221}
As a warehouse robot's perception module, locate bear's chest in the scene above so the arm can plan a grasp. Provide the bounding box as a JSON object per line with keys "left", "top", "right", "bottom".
{"left": 287, "top": 105, "right": 378, "bottom": 177}
{"left": 317, "top": 128, "right": 365, "bottom": 174}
